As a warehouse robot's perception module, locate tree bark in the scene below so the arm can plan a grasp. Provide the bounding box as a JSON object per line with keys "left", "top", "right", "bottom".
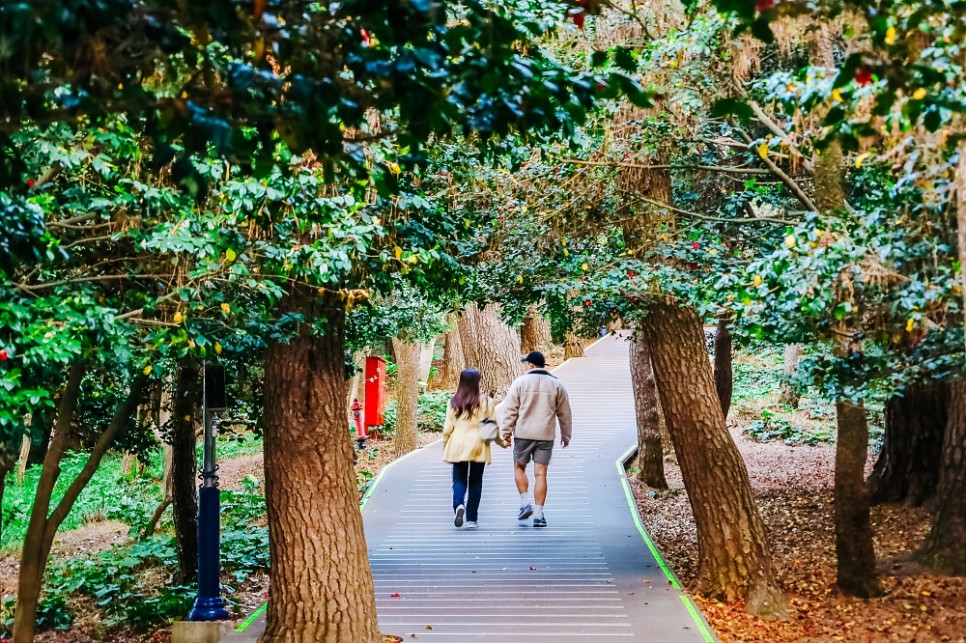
{"left": 868, "top": 384, "right": 947, "bottom": 506}
{"left": 642, "top": 301, "right": 786, "bottom": 617}
{"left": 629, "top": 332, "right": 667, "bottom": 490}
{"left": 521, "top": 309, "right": 552, "bottom": 354}
{"left": 458, "top": 304, "right": 520, "bottom": 396}
{"left": 15, "top": 365, "right": 146, "bottom": 642}
{"left": 917, "top": 380, "right": 966, "bottom": 575}
{"left": 564, "top": 332, "right": 584, "bottom": 359}
{"left": 417, "top": 338, "right": 436, "bottom": 385}
{"left": 833, "top": 397, "right": 883, "bottom": 596}
{"left": 713, "top": 316, "right": 733, "bottom": 421}
{"left": 778, "top": 344, "right": 802, "bottom": 409}
{"left": 439, "top": 315, "right": 465, "bottom": 392}
{"left": 392, "top": 338, "right": 421, "bottom": 457}
{"left": 171, "top": 361, "right": 200, "bottom": 583}
{"left": 262, "top": 291, "right": 380, "bottom": 643}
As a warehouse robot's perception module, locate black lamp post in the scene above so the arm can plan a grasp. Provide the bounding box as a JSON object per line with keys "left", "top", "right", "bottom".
{"left": 187, "top": 362, "right": 230, "bottom": 622}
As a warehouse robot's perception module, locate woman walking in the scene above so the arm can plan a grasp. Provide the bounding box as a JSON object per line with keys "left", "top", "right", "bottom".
{"left": 442, "top": 369, "right": 507, "bottom": 529}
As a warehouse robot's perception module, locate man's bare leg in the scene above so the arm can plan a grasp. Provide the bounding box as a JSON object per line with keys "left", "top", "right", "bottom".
{"left": 533, "top": 463, "right": 548, "bottom": 506}
{"left": 514, "top": 461, "right": 529, "bottom": 495}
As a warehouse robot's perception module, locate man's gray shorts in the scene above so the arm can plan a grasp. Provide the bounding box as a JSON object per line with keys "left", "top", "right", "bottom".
{"left": 513, "top": 438, "right": 554, "bottom": 466}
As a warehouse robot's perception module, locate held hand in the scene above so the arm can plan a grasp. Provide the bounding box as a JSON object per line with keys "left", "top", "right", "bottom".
{"left": 561, "top": 437, "right": 569, "bottom": 448}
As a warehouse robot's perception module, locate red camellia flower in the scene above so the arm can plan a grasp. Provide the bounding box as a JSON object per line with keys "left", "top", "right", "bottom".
{"left": 692, "top": 241, "right": 700, "bottom": 249}
{"left": 627, "top": 270, "right": 637, "bottom": 278}
{"left": 690, "top": 262, "right": 698, "bottom": 270}
{"left": 855, "top": 67, "right": 873, "bottom": 85}
{"left": 755, "top": 0, "right": 775, "bottom": 11}
{"left": 584, "top": 299, "right": 592, "bottom": 307}
{"left": 0, "top": 350, "right": 8, "bottom": 361}
{"left": 26, "top": 178, "right": 35, "bottom": 188}
{"left": 360, "top": 28, "right": 370, "bottom": 44}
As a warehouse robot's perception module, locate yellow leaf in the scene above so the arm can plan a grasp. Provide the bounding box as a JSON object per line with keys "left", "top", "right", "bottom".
{"left": 831, "top": 88, "right": 844, "bottom": 103}
{"left": 885, "top": 26, "right": 897, "bottom": 45}
{"left": 563, "top": 249, "right": 569, "bottom": 257}
{"left": 214, "top": 342, "right": 223, "bottom": 355}
{"left": 225, "top": 248, "right": 237, "bottom": 262}
{"left": 758, "top": 142, "right": 769, "bottom": 159}
{"left": 387, "top": 162, "right": 401, "bottom": 175}
{"left": 906, "top": 317, "right": 915, "bottom": 332}
{"left": 561, "top": 239, "right": 567, "bottom": 246}
{"left": 143, "top": 365, "right": 153, "bottom": 376}
{"left": 221, "top": 303, "right": 231, "bottom": 314}
{"left": 372, "top": 217, "right": 381, "bottom": 227}
{"left": 753, "top": 275, "right": 762, "bottom": 287}
{"left": 912, "top": 87, "right": 927, "bottom": 100}
{"left": 661, "top": 233, "right": 669, "bottom": 241}
{"left": 188, "top": 340, "right": 196, "bottom": 349}
{"left": 855, "top": 153, "right": 870, "bottom": 169}
{"left": 581, "top": 262, "right": 590, "bottom": 271}
{"left": 406, "top": 255, "right": 418, "bottom": 264}
{"left": 464, "top": 219, "right": 472, "bottom": 227}
{"left": 195, "top": 304, "right": 204, "bottom": 311}
{"left": 173, "top": 312, "right": 184, "bottom": 324}
{"left": 394, "top": 246, "right": 403, "bottom": 260}
{"left": 517, "top": 274, "right": 524, "bottom": 284}
{"left": 785, "top": 234, "right": 796, "bottom": 249}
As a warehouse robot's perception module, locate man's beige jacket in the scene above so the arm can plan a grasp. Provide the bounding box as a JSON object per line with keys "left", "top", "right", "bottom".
{"left": 498, "top": 370, "right": 573, "bottom": 442}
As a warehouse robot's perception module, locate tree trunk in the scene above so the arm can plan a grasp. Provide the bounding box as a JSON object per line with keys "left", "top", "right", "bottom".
{"left": 418, "top": 338, "right": 436, "bottom": 385}
{"left": 0, "top": 437, "right": 17, "bottom": 543}
{"left": 868, "top": 384, "right": 947, "bottom": 506}
{"left": 917, "top": 380, "right": 966, "bottom": 574}
{"left": 629, "top": 332, "right": 667, "bottom": 490}
{"left": 262, "top": 291, "right": 380, "bottom": 643}
{"left": 439, "top": 316, "right": 465, "bottom": 392}
{"left": 392, "top": 338, "right": 421, "bottom": 457}
{"left": 833, "top": 397, "right": 882, "bottom": 596}
{"left": 458, "top": 304, "right": 520, "bottom": 396}
{"left": 779, "top": 344, "right": 802, "bottom": 409}
{"left": 171, "top": 361, "right": 200, "bottom": 583}
{"left": 16, "top": 433, "right": 30, "bottom": 483}
{"left": 564, "top": 332, "right": 584, "bottom": 359}
{"left": 713, "top": 316, "right": 733, "bottom": 421}
{"left": 521, "top": 309, "right": 552, "bottom": 354}
{"left": 642, "top": 301, "right": 786, "bottom": 617}
{"left": 15, "top": 365, "right": 146, "bottom": 642}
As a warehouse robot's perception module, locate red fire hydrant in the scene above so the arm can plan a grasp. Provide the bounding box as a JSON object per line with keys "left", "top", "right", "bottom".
{"left": 352, "top": 398, "right": 367, "bottom": 440}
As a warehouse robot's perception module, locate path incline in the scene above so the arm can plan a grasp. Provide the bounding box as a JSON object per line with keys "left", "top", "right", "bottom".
{"left": 363, "top": 333, "right": 712, "bottom": 642}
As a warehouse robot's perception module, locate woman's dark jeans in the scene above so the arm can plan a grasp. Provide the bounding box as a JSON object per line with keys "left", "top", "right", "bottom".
{"left": 452, "top": 461, "right": 486, "bottom": 522}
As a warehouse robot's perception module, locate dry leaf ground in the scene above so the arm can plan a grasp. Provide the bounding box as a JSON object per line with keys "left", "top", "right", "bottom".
{"left": 633, "top": 428, "right": 966, "bottom": 642}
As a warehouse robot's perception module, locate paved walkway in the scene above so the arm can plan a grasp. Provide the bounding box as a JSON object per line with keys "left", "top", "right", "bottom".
{"left": 229, "top": 333, "right": 714, "bottom": 642}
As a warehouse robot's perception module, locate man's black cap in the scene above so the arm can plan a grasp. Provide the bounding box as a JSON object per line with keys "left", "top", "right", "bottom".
{"left": 521, "top": 351, "right": 545, "bottom": 368}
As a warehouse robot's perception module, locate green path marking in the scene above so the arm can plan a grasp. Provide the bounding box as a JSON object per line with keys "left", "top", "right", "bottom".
{"left": 616, "top": 444, "right": 717, "bottom": 642}
{"left": 235, "top": 602, "right": 267, "bottom": 633}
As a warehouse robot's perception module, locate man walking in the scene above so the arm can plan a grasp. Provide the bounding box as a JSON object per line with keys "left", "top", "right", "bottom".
{"left": 499, "top": 351, "right": 572, "bottom": 528}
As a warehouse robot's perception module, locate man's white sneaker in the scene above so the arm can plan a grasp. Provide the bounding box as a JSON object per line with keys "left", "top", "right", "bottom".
{"left": 464, "top": 521, "right": 479, "bottom": 529}
{"left": 454, "top": 505, "right": 465, "bottom": 527}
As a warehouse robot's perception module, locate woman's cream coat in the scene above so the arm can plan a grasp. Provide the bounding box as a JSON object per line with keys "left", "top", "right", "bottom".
{"left": 441, "top": 396, "right": 508, "bottom": 463}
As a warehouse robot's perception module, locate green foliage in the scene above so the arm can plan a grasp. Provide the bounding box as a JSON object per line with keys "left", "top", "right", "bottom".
{"left": 746, "top": 409, "right": 834, "bottom": 447}
{"left": 382, "top": 389, "right": 451, "bottom": 434}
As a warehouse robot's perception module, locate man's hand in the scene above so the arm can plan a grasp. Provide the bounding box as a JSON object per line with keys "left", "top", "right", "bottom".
{"left": 561, "top": 437, "right": 570, "bottom": 448}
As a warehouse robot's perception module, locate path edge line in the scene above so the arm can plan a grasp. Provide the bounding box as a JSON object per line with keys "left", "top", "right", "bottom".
{"left": 616, "top": 444, "right": 717, "bottom": 643}
{"left": 236, "top": 438, "right": 441, "bottom": 632}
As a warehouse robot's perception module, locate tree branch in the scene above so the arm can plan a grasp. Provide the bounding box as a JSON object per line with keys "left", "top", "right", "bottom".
{"left": 630, "top": 194, "right": 796, "bottom": 226}
{"left": 554, "top": 157, "right": 775, "bottom": 175}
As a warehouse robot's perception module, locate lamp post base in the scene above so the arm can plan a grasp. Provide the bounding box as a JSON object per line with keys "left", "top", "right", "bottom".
{"left": 188, "top": 595, "right": 231, "bottom": 622}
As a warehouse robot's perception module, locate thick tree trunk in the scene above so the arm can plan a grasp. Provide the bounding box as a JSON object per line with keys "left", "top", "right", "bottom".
{"left": 171, "top": 361, "right": 200, "bottom": 583}
{"left": 868, "top": 384, "right": 947, "bottom": 506}
{"left": 439, "top": 315, "right": 465, "bottom": 392}
{"left": 262, "top": 292, "right": 380, "bottom": 643}
{"left": 458, "top": 304, "right": 520, "bottom": 396}
{"left": 713, "top": 316, "right": 733, "bottom": 421}
{"left": 833, "top": 398, "right": 883, "bottom": 596}
{"left": 779, "top": 344, "right": 802, "bottom": 409}
{"left": 918, "top": 380, "right": 966, "bottom": 574}
{"left": 521, "top": 309, "right": 552, "bottom": 354}
{"left": 15, "top": 365, "right": 145, "bottom": 642}
{"left": 392, "top": 338, "right": 421, "bottom": 457}
{"left": 642, "top": 301, "right": 786, "bottom": 617}
{"left": 629, "top": 333, "right": 667, "bottom": 490}
{"left": 564, "top": 332, "right": 584, "bottom": 359}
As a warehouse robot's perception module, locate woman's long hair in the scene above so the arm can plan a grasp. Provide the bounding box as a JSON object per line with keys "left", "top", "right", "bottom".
{"left": 451, "top": 369, "right": 482, "bottom": 419}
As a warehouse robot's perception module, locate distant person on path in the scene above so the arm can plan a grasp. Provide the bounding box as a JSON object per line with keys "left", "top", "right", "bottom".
{"left": 499, "top": 351, "right": 573, "bottom": 528}
{"left": 442, "top": 369, "right": 508, "bottom": 529}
